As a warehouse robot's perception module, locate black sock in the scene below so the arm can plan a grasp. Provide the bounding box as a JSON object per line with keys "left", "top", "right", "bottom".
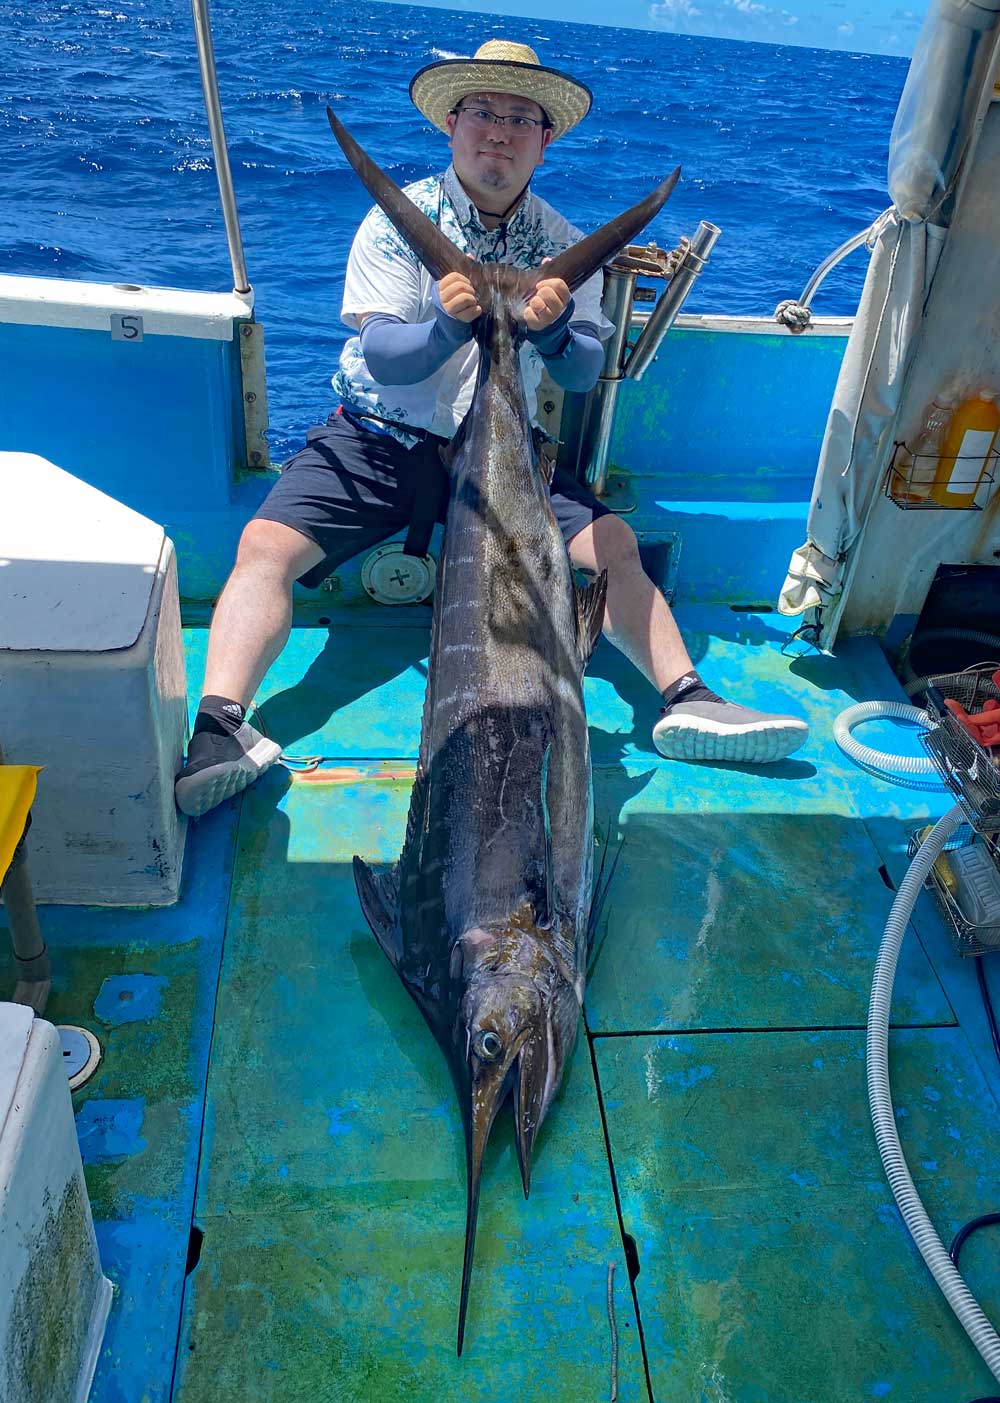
{"left": 192, "top": 695, "right": 247, "bottom": 738}
{"left": 661, "top": 671, "right": 726, "bottom": 711}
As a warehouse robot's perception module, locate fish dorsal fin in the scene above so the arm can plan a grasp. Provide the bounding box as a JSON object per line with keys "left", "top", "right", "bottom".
{"left": 327, "top": 109, "right": 477, "bottom": 284}
{"left": 574, "top": 569, "right": 608, "bottom": 667}
{"left": 353, "top": 856, "right": 401, "bottom": 966}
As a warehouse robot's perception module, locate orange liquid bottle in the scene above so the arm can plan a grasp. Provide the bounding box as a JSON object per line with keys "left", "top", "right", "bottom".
{"left": 930, "top": 389, "right": 1000, "bottom": 507}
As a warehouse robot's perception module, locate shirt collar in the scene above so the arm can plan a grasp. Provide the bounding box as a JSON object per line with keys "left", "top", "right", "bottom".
{"left": 442, "top": 164, "right": 531, "bottom": 237}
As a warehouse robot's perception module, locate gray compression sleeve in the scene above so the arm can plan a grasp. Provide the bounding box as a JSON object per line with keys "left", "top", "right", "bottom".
{"left": 359, "top": 284, "right": 472, "bottom": 386}
{"left": 526, "top": 301, "right": 605, "bottom": 393}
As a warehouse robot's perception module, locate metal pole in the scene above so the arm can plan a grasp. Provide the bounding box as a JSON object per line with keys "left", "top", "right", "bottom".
{"left": 579, "top": 266, "right": 638, "bottom": 497}
{"left": 624, "top": 222, "right": 721, "bottom": 382}
{"left": 794, "top": 224, "right": 872, "bottom": 310}
{"left": 191, "top": 0, "right": 251, "bottom": 296}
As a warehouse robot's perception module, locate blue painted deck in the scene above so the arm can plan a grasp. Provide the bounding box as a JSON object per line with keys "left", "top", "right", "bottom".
{"left": 5, "top": 603, "right": 1000, "bottom": 1399}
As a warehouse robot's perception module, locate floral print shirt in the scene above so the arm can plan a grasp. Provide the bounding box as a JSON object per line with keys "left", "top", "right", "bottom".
{"left": 332, "top": 164, "right": 613, "bottom": 445}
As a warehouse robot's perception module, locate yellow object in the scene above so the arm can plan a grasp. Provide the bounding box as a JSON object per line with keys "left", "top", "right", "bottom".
{"left": 0, "top": 766, "right": 40, "bottom": 886}
{"left": 933, "top": 851, "right": 957, "bottom": 894}
{"left": 931, "top": 389, "right": 1000, "bottom": 507}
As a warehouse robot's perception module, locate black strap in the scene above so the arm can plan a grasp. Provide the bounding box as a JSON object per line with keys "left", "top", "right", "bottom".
{"left": 403, "top": 446, "right": 449, "bottom": 558}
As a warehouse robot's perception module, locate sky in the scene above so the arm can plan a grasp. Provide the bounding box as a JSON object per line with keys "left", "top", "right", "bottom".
{"left": 383, "top": 0, "right": 929, "bottom": 56}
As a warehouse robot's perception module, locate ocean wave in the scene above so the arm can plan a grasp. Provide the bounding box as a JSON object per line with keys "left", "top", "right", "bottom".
{"left": 4, "top": 0, "right": 906, "bottom": 448}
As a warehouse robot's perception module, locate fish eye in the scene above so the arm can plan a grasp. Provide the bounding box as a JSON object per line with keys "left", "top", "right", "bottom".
{"left": 475, "top": 1030, "right": 503, "bottom": 1061}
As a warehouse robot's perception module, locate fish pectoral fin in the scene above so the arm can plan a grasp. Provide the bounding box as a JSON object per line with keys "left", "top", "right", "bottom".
{"left": 574, "top": 569, "right": 608, "bottom": 667}
{"left": 353, "top": 856, "right": 402, "bottom": 966}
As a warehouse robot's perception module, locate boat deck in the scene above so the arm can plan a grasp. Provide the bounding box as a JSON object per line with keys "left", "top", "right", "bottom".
{"left": 7, "top": 604, "right": 1000, "bottom": 1401}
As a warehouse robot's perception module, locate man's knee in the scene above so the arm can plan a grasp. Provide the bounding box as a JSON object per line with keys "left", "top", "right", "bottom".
{"left": 234, "top": 518, "right": 323, "bottom": 584}
{"left": 568, "top": 512, "right": 642, "bottom": 574}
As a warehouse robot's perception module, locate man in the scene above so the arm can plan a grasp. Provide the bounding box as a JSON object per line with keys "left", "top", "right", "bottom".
{"left": 174, "top": 39, "right": 808, "bottom": 819}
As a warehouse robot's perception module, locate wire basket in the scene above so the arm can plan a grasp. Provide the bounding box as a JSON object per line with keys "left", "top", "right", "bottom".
{"left": 909, "top": 822, "right": 1000, "bottom": 956}
{"left": 885, "top": 442, "right": 997, "bottom": 509}
{"left": 919, "top": 664, "right": 1000, "bottom": 830}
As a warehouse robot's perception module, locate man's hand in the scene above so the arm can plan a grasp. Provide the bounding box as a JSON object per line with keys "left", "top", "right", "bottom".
{"left": 438, "top": 271, "right": 481, "bottom": 323}
{"left": 523, "top": 259, "right": 571, "bottom": 333}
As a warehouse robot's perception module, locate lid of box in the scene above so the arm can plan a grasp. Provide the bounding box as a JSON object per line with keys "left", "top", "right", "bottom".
{"left": 0, "top": 452, "right": 165, "bottom": 652}
{"left": 0, "top": 1002, "right": 34, "bottom": 1142}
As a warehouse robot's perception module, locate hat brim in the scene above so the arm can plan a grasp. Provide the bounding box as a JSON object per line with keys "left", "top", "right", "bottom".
{"left": 410, "top": 58, "right": 592, "bottom": 141}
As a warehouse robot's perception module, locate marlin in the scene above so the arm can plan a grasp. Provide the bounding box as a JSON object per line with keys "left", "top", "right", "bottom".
{"left": 330, "top": 108, "right": 678, "bottom": 1352}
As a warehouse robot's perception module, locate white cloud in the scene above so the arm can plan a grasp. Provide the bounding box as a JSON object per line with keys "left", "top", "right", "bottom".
{"left": 649, "top": 0, "right": 702, "bottom": 16}
{"left": 837, "top": 20, "right": 855, "bottom": 32}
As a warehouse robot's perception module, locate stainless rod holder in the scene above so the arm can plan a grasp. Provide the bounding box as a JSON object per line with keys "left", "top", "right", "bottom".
{"left": 579, "top": 266, "right": 638, "bottom": 498}
{"left": 581, "top": 221, "right": 721, "bottom": 496}
{"left": 624, "top": 221, "right": 720, "bottom": 383}
{"left": 191, "top": 0, "right": 251, "bottom": 296}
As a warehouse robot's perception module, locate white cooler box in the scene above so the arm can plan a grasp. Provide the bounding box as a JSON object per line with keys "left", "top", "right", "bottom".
{"left": 0, "top": 452, "right": 187, "bottom": 905}
{"left": 0, "top": 1003, "right": 112, "bottom": 1402}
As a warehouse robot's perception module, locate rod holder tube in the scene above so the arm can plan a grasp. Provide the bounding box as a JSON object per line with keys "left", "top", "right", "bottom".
{"left": 191, "top": 0, "right": 251, "bottom": 296}
{"left": 580, "top": 266, "right": 637, "bottom": 497}
{"left": 624, "top": 222, "right": 720, "bottom": 383}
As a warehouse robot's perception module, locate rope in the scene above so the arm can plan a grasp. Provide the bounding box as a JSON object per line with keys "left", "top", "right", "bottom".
{"left": 774, "top": 299, "right": 812, "bottom": 334}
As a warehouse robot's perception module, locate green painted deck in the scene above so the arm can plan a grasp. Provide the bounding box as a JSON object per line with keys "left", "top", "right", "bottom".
{"left": 5, "top": 603, "right": 1000, "bottom": 1400}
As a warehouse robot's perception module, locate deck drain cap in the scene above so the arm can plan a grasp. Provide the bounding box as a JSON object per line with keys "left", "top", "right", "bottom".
{"left": 361, "top": 543, "right": 435, "bottom": 605}
{"left": 57, "top": 1025, "right": 102, "bottom": 1091}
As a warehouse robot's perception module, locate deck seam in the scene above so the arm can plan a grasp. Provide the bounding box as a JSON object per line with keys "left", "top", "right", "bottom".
{"left": 590, "top": 1020, "right": 959, "bottom": 1037}
{"left": 166, "top": 794, "right": 246, "bottom": 1403}
{"left": 584, "top": 1010, "right": 656, "bottom": 1403}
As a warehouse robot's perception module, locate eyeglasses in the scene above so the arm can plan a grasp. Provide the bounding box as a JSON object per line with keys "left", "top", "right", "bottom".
{"left": 451, "top": 105, "right": 550, "bottom": 134}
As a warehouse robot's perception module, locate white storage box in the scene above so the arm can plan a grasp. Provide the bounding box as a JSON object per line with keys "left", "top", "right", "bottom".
{"left": 0, "top": 452, "right": 187, "bottom": 904}
{"left": 0, "top": 1003, "right": 112, "bottom": 1402}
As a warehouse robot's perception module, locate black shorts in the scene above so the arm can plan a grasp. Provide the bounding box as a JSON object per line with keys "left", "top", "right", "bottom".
{"left": 252, "top": 410, "right": 612, "bottom": 590}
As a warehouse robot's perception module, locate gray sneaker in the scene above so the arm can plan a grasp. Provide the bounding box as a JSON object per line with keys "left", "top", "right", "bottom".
{"left": 652, "top": 698, "right": 808, "bottom": 764}
{"left": 174, "top": 720, "right": 282, "bottom": 817}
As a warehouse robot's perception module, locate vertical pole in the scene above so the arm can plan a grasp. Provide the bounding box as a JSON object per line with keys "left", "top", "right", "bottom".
{"left": 190, "top": 0, "right": 251, "bottom": 296}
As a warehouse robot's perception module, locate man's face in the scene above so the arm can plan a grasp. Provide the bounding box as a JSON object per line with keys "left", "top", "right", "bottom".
{"left": 445, "top": 90, "right": 553, "bottom": 208}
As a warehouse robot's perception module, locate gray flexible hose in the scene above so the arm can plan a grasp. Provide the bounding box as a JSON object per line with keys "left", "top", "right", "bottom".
{"left": 868, "top": 803, "right": 1000, "bottom": 1381}
{"left": 834, "top": 700, "right": 940, "bottom": 775}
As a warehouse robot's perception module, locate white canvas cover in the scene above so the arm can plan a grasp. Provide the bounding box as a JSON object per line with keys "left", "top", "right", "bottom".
{"left": 778, "top": 0, "right": 1000, "bottom": 621}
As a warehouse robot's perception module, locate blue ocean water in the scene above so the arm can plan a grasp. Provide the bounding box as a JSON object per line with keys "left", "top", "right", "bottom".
{"left": 2, "top": 0, "right": 908, "bottom": 458}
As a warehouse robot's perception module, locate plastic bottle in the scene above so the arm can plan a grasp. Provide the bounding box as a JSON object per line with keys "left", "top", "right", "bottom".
{"left": 891, "top": 396, "right": 953, "bottom": 503}
{"left": 931, "top": 389, "right": 1000, "bottom": 507}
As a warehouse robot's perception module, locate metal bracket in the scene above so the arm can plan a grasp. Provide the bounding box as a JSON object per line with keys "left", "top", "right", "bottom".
{"left": 238, "top": 320, "right": 270, "bottom": 470}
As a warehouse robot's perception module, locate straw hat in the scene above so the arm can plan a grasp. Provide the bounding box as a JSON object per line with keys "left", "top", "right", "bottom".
{"left": 410, "top": 40, "right": 592, "bottom": 141}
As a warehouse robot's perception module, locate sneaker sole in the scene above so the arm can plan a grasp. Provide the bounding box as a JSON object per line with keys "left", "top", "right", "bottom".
{"left": 653, "top": 718, "right": 808, "bottom": 764}
{"left": 174, "top": 737, "right": 282, "bottom": 818}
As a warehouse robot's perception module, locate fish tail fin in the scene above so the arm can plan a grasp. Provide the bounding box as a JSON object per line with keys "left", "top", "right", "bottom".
{"left": 327, "top": 109, "right": 477, "bottom": 284}
{"left": 523, "top": 168, "right": 681, "bottom": 294}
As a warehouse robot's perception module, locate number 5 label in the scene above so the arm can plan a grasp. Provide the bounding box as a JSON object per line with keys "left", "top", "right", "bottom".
{"left": 110, "top": 314, "right": 144, "bottom": 342}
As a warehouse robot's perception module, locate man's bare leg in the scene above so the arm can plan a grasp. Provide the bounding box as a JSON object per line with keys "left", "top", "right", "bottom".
{"left": 568, "top": 513, "right": 693, "bottom": 692}
{"left": 202, "top": 520, "right": 325, "bottom": 705}
{"left": 175, "top": 520, "right": 325, "bottom": 816}
{"left": 569, "top": 514, "right": 808, "bottom": 763}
